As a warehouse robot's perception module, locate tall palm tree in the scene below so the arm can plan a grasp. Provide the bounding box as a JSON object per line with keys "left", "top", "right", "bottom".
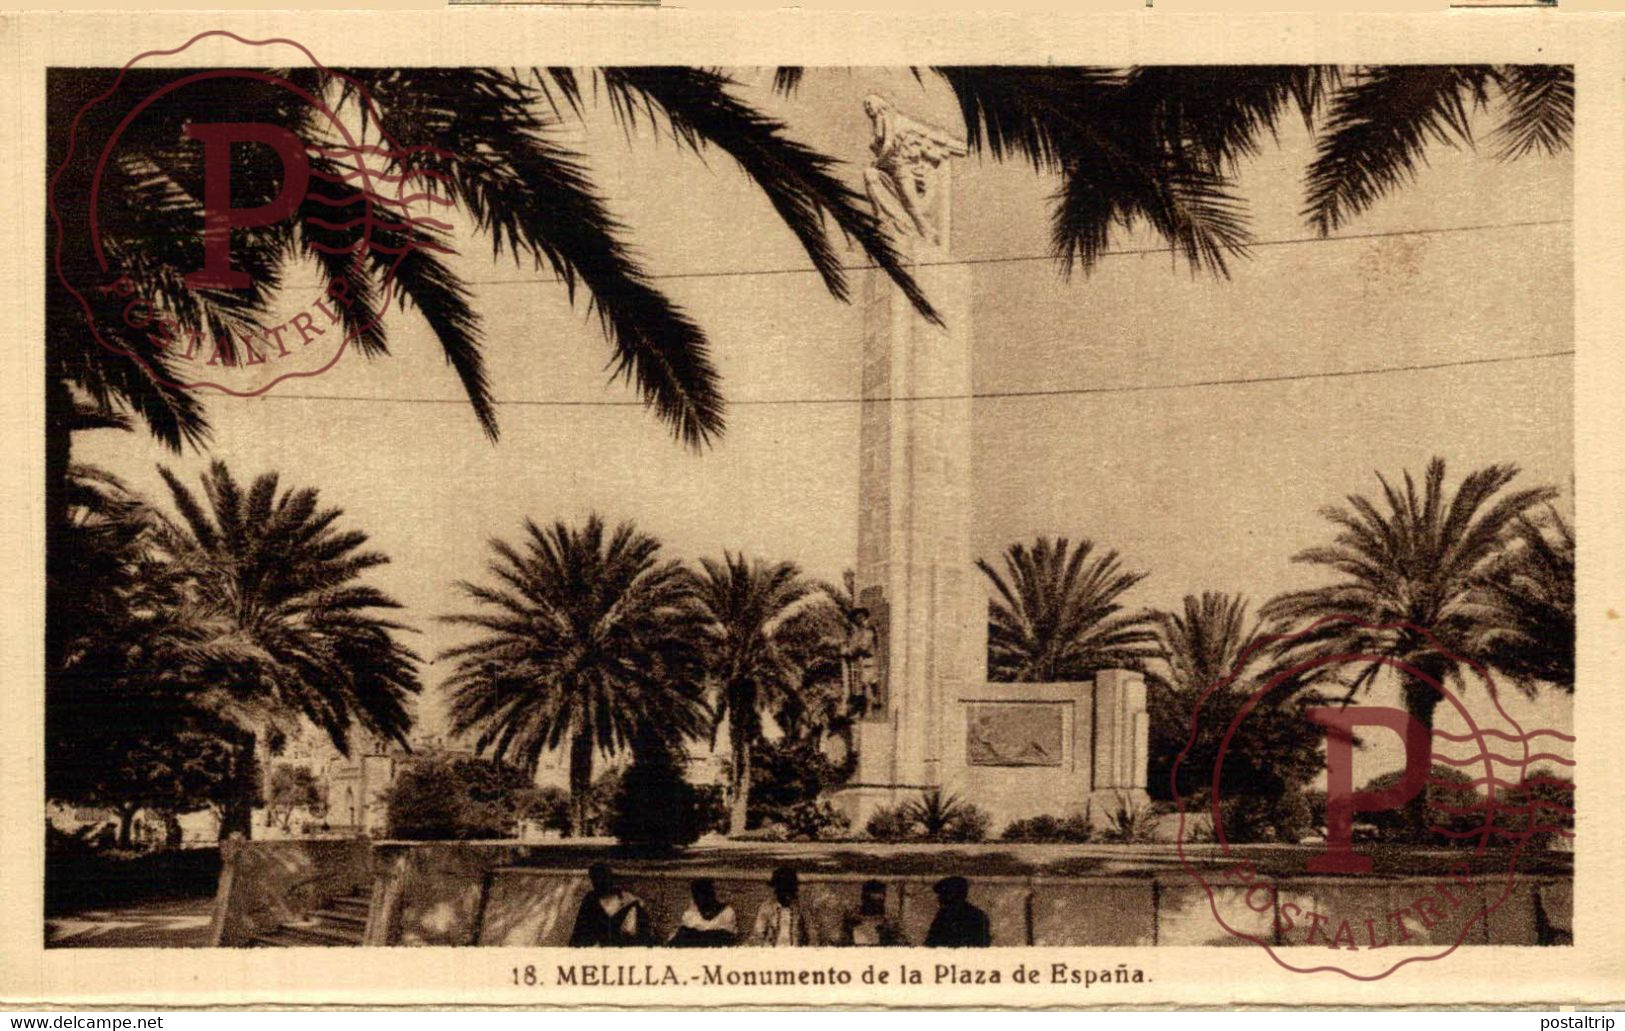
{"left": 46, "top": 64, "right": 1573, "bottom": 561}
{"left": 688, "top": 553, "right": 815, "bottom": 835}
{"left": 979, "top": 537, "right": 1158, "bottom": 682}
{"left": 142, "top": 461, "right": 420, "bottom": 836}
{"left": 440, "top": 516, "right": 708, "bottom": 836}
{"left": 1473, "top": 507, "right": 1574, "bottom": 692}
{"left": 1261, "top": 458, "right": 1558, "bottom": 831}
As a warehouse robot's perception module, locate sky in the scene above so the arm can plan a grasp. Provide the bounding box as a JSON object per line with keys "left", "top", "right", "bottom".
{"left": 75, "top": 67, "right": 1576, "bottom": 782}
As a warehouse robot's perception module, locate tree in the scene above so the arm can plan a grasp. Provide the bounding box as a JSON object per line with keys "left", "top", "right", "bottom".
{"left": 688, "top": 553, "right": 817, "bottom": 836}
{"left": 1474, "top": 508, "right": 1574, "bottom": 692}
{"left": 45, "top": 66, "right": 934, "bottom": 477}
{"left": 1496, "top": 766, "right": 1575, "bottom": 850}
{"left": 1261, "top": 458, "right": 1557, "bottom": 833}
{"left": 608, "top": 726, "right": 716, "bottom": 850}
{"left": 146, "top": 461, "right": 420, "bottom": 836}
{"left": 747, "top": 736, "right": 852, "bottom": 829}
{"left": 770, "top": 570, "right": 860, "bottom": 744}
{"left": 385, "top": 756, "right": 537, "bottom": 840}
{"left": 440, "top": 515, "right": 709, "bottom": 837}
{"left": 1146, "top": 593, "right": 1327, "bottom": 824}
{"left": 44, "top": 67, "right": 942, "bottom": 723}
{"left": 49, "top": 65, "right": 1572, "bottom": 480}
{"left": 56, "top": 725, "right": 253, "bottom": 849}
{"left": 514, "top": 786, "right": 572, "bottom": 837}
{"left": 1358, "top": 764, "right": 1485, "bottom": 846}
{"left": 979, "top": 537, "right": 1158, "bottom": 682}
{"left": 45, "top": 463, "right": 261, "bottom": 843}
{"left": 1299, "top": 65, "right": 1573, "bottom": 234}
{"left": 265, "top": 765, "right": 325, "bottom": 833}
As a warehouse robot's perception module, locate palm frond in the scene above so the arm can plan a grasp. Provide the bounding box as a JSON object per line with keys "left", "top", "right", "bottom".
{"left": 1304, "top": 66, "right": 1494, "bottom": 234}
{"left": 585, "top": 67, "right": 938, "bottom": 324}
{"left": 1491, "top": 65, "right": 1574, "bottom": 160}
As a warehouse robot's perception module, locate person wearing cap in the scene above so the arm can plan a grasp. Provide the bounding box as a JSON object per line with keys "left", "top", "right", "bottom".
{"left": 840, "top": 879, "right": 905, "bottom": 946}
{"left": 924, "top": 875, "right": 992, "bottom": 947}
{"left": 751, "top": 866, "right": 814, "bottom": 946}
{"left": 569, "top": 862, "right": 651, "bottom": 947}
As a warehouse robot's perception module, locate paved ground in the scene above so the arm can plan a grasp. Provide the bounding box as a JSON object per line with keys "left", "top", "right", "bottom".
{"left": 46, "top": 897, "right": 215, "bottom": 948}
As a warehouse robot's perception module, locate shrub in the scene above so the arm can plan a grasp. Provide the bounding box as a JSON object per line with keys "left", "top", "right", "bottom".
{"left": 385, "top": 756, "right": 535, "bottom": 840}
{"left": 1493, "top": 766, "right": 1574, "bottom": 850}
{"left": 1098, "top": 794, "right": 1158, "bottom": 844}
{"left": 782, "top": 799, "right": 850, "bottom": 841}
{"left": 1216, "top": 790, "right": 1316, "bottom": 844}
{"left": 1002, "top": 814, "right": 1093, "bottom": 843}
{"left": 584, "top": 768, "right": 624, "bottom": 836}
{"left": 865, "top": 803, "right": 916, "bottom": 842}
{"left": 608, "top": 735, "right": 713, "bottom": 850}
{"left": 747, "top": 737, "right": 853, "bottom": 829}
{"left": 941, "top": 802, "right": 991, "bottom": 843}
{"left": 1359, "top": 764, "right": 1484, "bottom": 846}
{"left": 514, "top": 786, "right": 571, "bottom": 835}
{"left": 864, "top": 790, "right": 990, "bottom": 843}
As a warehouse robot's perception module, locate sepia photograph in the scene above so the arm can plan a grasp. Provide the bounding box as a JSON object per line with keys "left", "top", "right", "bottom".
{"left": 12, "top": 12, "right": 1609, "bottom": 1007}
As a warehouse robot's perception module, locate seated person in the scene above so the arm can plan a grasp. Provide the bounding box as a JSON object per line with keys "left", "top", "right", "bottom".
{"left": 569, "top": 862, "right": 651, "bottom": 947}
{"left": 752, "top": 866, "right": 814, "bottom": 946}
{"left": 840, "top": 879, "right": 905, "bottom": 946}
{"left": 924, "top": 875, "right": 992, "bottom": 948}
{"left": 669, "top": 878, "right": 737, "bottom": 947}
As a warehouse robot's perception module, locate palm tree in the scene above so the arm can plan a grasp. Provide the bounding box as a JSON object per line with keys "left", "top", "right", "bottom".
{"left": 1473, "top": 507, "right": 1574, "bottom": 692}
{"left": 688, "top": 553, "right": 816, "bottom": 836}
{"left": 765, "top": 569, "right": 866, "bottom": 743}
{"left": 45, "top": 65, "right": 942, "bottom": 638}
{"left": 979, "top": 537, "right": 1158, "bottom": 682}
{"left": 1145, "top": 593, "right": 1327, "bottom": 823}
{"left": 144, "top": 461, "right": 421, "bottom": 836}
{"left": 1261, "top": 458, "right": 1558, "bottom": 832}
{"left": 439, "top": 515, "right": 708, "bottom": 836}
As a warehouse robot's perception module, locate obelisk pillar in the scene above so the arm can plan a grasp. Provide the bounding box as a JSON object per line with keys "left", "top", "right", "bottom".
{"left": 839, "top": 96, "right": 974, "bottom": 823}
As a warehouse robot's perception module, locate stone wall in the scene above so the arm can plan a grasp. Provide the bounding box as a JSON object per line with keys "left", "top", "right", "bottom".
{"left": 209, "top": 838, "right": 375, "bottom": 946}
{"left": 213, "top": 841, "right": 1573, "bottom": 949}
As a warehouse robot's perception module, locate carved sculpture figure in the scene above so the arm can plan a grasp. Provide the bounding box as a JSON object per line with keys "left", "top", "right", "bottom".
{"left": 862, "top": 94, "right": 969, "bottom": 248}
{"left": 842, "top": 606, "right": 883, "bottom": 716}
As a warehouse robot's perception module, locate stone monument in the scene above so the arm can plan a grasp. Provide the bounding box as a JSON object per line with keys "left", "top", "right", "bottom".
{"left": 834, "top": 96, "right": 1150, "bottom": 832}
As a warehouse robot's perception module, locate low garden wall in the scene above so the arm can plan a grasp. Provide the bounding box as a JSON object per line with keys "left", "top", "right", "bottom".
{"left": 209, "top": 838, "right": 377, "bottom": 946}
{"left": 212, "top": 840, "right": 1573, "bottom": 948}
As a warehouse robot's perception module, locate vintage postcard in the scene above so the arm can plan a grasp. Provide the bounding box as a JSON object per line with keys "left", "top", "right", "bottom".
{"left": 0, "top": 7, "right": 1620, "bottom": 1008}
